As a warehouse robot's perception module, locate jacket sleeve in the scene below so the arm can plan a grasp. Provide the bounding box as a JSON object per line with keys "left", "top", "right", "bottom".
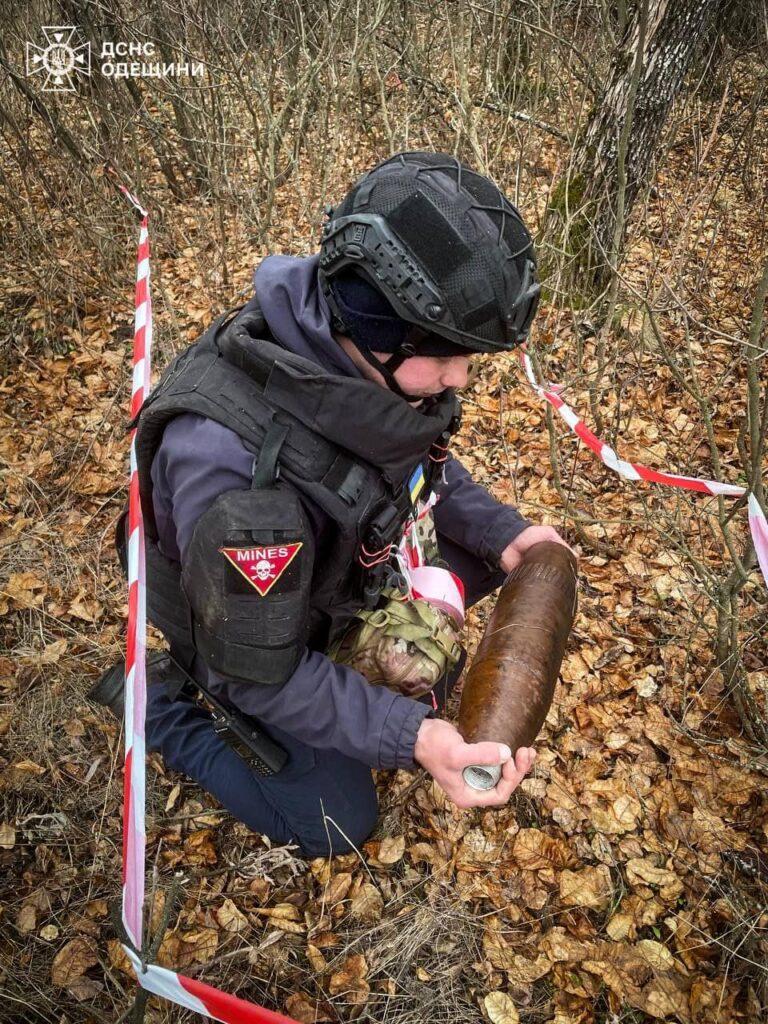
{"left": 431, "top": 451, "right": 532, "bottom": 570}
{"left": 151, "top": 413, "right": 433, "bottom": 770}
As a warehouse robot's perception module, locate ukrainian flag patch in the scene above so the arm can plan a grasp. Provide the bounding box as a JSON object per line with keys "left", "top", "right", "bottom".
{"left": 408, "top": 463, "right": 426, "bottom": 504}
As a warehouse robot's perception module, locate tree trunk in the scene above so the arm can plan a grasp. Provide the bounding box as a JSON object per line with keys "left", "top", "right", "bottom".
{"left": 546, "top": 0, "right": 725, "bottom": 296}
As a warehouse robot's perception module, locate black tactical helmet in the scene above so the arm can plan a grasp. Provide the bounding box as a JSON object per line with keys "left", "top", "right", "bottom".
{"left": 318, "top": 151, "right": 540, "bottom": 399}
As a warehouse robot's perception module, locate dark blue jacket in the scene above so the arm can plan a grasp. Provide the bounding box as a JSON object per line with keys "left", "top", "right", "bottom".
{"left": 150, "top": 255, "right": 531, "bottom": 770}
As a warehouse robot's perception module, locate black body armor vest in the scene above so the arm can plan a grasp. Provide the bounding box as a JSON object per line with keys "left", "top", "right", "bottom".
{"left": 123, "top": 302, "right": 462, "bottom": 681}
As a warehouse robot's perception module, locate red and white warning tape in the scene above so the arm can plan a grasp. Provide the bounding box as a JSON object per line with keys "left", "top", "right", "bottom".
{"left": 120, "top": 185, "right": 150, "bottom": 953}
{"left": 123, "top": 949, "right": 300, "bottom": 1023}
{"left": 114, "top": 180, "right": 299, "bottom": 1022}
{"left": 516, "top": 344, "right": 768, "bottom": 588}
{"left": 398, "top": 491, "right": 467, "bottom": 626}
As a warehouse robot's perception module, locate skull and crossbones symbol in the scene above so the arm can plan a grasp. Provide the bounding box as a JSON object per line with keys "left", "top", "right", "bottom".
{"left": 254, "top": 559, "right": 276, "bottom": 582}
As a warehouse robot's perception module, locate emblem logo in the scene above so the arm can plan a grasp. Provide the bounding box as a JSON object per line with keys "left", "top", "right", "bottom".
{"left": 26, "top": 26, "right": 91, "bottom": 92}
{"left": 220, "top": 543, "right": 302, "bottom": 597}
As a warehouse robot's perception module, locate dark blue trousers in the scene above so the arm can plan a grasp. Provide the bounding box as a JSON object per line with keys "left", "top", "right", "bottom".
{"left": 146, "top": 537, "right": 505, "bottom": 857}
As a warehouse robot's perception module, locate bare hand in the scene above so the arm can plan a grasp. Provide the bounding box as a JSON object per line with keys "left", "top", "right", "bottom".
{"left": 414, "top": 718, "right": 535, "bottom": 809}
{"left": 499, "top": 525, "right": 577, "bottom": 575}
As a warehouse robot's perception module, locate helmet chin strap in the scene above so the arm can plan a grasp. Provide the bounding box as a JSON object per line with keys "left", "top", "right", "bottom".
{"left": 352, "top": 340, "right": 427, "bottom": 403}
{"left": 324, "top": 283, "right": 431, "bottom": 403}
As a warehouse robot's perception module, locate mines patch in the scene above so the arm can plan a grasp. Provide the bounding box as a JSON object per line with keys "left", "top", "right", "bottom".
{"left": 219, "top": 542, "right": 303, "bottom": 597}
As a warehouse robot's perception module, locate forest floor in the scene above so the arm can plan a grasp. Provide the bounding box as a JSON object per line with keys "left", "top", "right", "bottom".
{"left": 1, "top": 81, "right": 767, "bottom": 1024}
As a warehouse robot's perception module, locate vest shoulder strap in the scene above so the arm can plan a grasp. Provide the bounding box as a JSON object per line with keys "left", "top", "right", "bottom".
{"left": 133, "top": 305, "right": 386, "bottom": 539}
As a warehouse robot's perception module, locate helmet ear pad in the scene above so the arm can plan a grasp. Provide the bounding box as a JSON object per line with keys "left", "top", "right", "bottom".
{"left": 331, "top": 270, "right": 475, "bottom": 359}
{"left": 400, "top": 324, "right": 471, "bottom": 358}
{"left": 329, "top": 269, "right": 412, "bottom": 353}
{"left": 325, "top": 271, "right": 429, "bottom": 402}
{"left": 327, "top": 267, "right": 478, "bottom": 403}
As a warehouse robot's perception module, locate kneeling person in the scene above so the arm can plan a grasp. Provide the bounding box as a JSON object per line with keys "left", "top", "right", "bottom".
{"left": 97, "top": 151, "right": 567, "bottom": 857}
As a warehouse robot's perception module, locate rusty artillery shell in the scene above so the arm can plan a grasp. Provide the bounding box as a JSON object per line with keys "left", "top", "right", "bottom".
{"left": 458, "top": 541, "right": 578, "bottom": 790}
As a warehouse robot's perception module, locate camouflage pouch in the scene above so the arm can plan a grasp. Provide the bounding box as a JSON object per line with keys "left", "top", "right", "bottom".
{"left": 410, "top": 504, "right": 442, "bottom": 563}
{"left": 327, "top": 587, "right": 462, "bottom": 698}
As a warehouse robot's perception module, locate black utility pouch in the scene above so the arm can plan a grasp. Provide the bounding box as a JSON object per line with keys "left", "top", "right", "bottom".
{"left": 182, "top": 479, "right": 314, "bottom": 686}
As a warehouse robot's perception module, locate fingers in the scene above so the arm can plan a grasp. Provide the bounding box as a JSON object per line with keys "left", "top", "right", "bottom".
{"left": 456, "top": 740, "right": 512, "bottom": 769}
{"left": 552, "top": 533, "right": 578, "bottom": 558}
{"left": 516, "top": 746, "right": 536, "bottom": 773}
{"left": 452, "top": 747, "right": 536, "bottom": 809}
{"left": 481, "top": 747, "right": 534, "bottom": 804}
{"left": 528, "top": 529, "right": 577, "bottom": 559}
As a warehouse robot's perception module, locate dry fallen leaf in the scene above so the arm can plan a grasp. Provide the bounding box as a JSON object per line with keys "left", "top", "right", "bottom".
{"left": 407, "top": 842, "right": 436, "bottom": 865}
{"left": 4, "top": 571, "right": 47, "bottom": 609}
{"left": 349, "top": 882, "right": 384, "bottom": 923}
{"left": 457, "top": 827, "right": 500, "bottom": 865}
{"left": 559, "top": 865, "right": 614, "bottom": 911}
{"left": 51, "top": 937, "right": 98, "bottom": 987}
{"left": 259, "top": 902, "right": 302, "bottom": 921}
{"left": 513, "top": 828, "right": 575, "bottom": 870}
{"left": 484, "top": 991, "right": 520, "bottom": 1024}
{"left": 581, "top": 958, "right": 635, "bottom": 1002}
{"left": 378, "top": 834, "right": 406, "bottom": 864}
{"left": 328, "top": 953, "right": 369, "bottom": 1004}
{"left": 612, "top": 793, "right": 643, "bottom": 831}
{"left": 63, "top": 718, "right": 85, "bottom": 738}
{"left": 284, "top": 992, "right": 333, "bottom": 1022}
{"left": 634, "top": 673, "right": 659, "bottom": 698}
{"left": 183, "top": 828, "right": 218, "bottom": 866}
{"left": 39, "top": 638, "right": 68, "bottom": 664}
{"left": 505, "top": 953, "right": 551, "bottom": 987}
{"left": 483, "top": 918, "right": 550, "bottom": 980}
{"left": 309, "top": 858, "right": 332, "bottom": 884}
{"left": 689, "top": 977, "right": 737, "bottom": 1022}
{"left": 249, "top": 877, "right": 271, "bottom": 903}
{"left": 178, "top": 927, "right": 219, "bottom": 966}
{"left": 66, "top": 590, "right": 102, "bottom": 622}
{"left": 637, "top": 976, "right": 690, "bottom": 1019}
{"left": 264, "top": 917, "right": 305, "bottom": 935}
{"left": 306, "top": 942, "right": 328, "bottom": 973}
{"left": 66, "top": 976, "right": 104, "bottom": 1001}
{"left": 165, "top": 782, "right": 181, "bottom": 812}
{"left": 157, "top": 932, "right": 182, "bottom": 968}
{"left": 635, "top": 939, "right": 675, "bottom": 971}
{"left": 324, "top": 872, "right": 353, "bottom": 907}
{"left": 17, "top": 904, "right": 37, "bottom": 934}
{"left": 0, "top": 821, "right": 15, "bottom": 849}
{"left": 107, "top": 938, "right": 133, "bottom": 976}
{"left": 538, "top": 926, "right": 590, "bottom": 962}
{"left": 625, "top": 858, "right": 684, "bottom": 902}
{"left": 11, "top": 760, "right": 46, "bottom": 776}
{"left": 606, "top": 912, "right": 635, "bottom": 942}
{"left": 45, "top": 891, "right": 73, "bottom": 918}
{"left": 216, "top": 898, "right": 249, "bottom": 934}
